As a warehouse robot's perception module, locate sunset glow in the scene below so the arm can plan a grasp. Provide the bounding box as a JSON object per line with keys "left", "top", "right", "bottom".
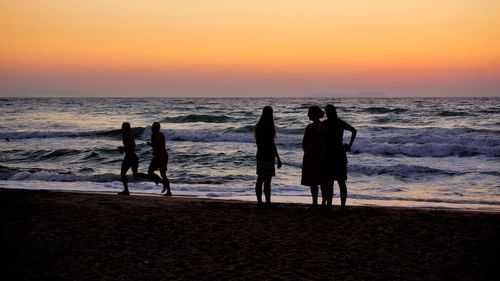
{"left": 1, "top": 0, "right": 499, "bottom": 97}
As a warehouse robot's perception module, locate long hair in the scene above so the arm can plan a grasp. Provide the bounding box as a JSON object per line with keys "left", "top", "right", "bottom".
{"left": 254, "top": 106, "right": 276, "bottom": 140}
{"left": 325, "top": 104, "right": 338, "bottom": 119}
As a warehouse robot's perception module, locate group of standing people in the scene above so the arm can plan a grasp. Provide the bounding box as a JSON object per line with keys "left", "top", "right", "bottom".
{"left": 254, "top": 104, "right": 356, "bottom": 210}
{"left": 118, "top": 103, "right": 356, "bottom": 210}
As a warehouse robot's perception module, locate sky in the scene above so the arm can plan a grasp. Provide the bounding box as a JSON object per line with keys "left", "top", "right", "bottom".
{"left": 1, "top": 0, "right": 499, "bottom": 97}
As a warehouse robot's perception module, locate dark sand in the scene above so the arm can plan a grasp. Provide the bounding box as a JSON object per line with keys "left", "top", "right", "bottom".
{"left": 1, "top": 189, "right": 499, "bottom": 281}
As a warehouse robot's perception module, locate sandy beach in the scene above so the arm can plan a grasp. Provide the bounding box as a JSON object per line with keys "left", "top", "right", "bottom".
{"left": 1, "top": 188, "right": 498, "bottom": 280}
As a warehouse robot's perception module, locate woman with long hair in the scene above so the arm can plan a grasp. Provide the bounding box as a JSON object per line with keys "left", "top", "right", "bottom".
{"left": 254, "top": 106, "right": 282, "bottom": 207}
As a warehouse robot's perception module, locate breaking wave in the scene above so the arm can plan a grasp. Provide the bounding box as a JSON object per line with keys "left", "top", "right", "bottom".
{"left": 161, "top": 114, "right": 232, "bottom": 123}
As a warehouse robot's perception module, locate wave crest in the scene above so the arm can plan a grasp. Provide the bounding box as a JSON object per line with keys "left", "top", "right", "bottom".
{"left": 363, "top": 107, "right": 408, "bottom": 114}
{"left": 161, "top": 114, "right": 231, "bottom": 123}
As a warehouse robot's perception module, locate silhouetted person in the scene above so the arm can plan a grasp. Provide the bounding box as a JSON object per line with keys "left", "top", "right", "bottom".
{"left": 301, "top": 106, "right": 325, "bottom": 209}
{"left": 118, "top": 122, "right": 139, "bottom": 195}
{"left": 147, "top": 122, "right": 172, "bottom": 196}
{"left": 322, "top": 104, "right": 356, "bottom": 211}
{"left": 254, "top": 106, "right": 282, "bottom": 207}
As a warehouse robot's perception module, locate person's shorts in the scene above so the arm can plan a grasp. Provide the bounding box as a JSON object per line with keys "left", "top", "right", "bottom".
{"left": 149, "top": 154, "right": 168, "bottom": 171}
{"left": 121, "top": 154, "right": 139, "bottom": 172}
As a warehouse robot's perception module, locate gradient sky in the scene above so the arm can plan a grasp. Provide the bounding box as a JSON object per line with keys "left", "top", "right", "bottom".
{"left": 1, "top": 0, "right": 499, "bottom": 97}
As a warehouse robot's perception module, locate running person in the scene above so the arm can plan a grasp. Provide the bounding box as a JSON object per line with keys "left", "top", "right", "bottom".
{"left": 118, "top": 122, "right": 139, "bottom": 195}
{"left": 147, "top": 122, "right": 172, "bottom": 196}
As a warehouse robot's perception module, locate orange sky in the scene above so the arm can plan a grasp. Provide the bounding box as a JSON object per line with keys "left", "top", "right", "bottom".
{"left": 1, "top": 0, "right": 499, "bottom": 97}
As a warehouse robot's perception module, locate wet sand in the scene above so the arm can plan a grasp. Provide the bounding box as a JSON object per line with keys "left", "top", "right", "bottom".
{"left": 1, "top": 188, "right": 499, "bottom": 280}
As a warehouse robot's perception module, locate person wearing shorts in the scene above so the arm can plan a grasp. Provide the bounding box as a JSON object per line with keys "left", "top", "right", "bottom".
{"left": 147, "top": 122, "right": 172, "bottom": 196}
{"left": 118, "top": 122, "right": 139, "bottom": 195}
{"left": 322, "top": 104, "right": 356, "bottom": 211}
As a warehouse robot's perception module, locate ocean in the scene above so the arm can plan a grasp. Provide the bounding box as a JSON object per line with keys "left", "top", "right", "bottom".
{"left": 0, "top": 97, "right": 499, "bottom": 211}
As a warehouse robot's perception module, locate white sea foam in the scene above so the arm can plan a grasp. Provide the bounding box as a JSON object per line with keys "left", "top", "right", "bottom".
{"left": 9, "top": 171, "right": 120, "bottom": 182}
{"left": 0, "top": 130, "right": 98, "bottom": 140}
{"left": 3, "top": 126, "right": 498, "bottom": 158}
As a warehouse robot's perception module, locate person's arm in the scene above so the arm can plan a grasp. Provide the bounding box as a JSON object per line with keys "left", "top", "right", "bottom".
{"left": 118, "top": 134, "right": 128, "bottom": 153}
{"left": 147, "top": 134, "right": 156, "bottom": 147}
{"left": 124, "top": 133, "right": 136, "bottom": 153}
{"left": 274, "top": 142, "right": 282, "bottom": 169}
{"left": 161, "top": 133, "right": 168, "bottom": 154}
{"left": 343, "top": 122, "right": 357, "bottom": 151}
{"left": 161, "top": 133, "right": 166, "bottom": 147}
{"left": 302, "top": 125, "right": 311, "bottom": 151}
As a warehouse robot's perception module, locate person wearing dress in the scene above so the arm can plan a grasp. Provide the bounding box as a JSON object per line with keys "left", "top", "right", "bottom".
{"left": 301, "top": 106, "right": 325, "bottom": 208}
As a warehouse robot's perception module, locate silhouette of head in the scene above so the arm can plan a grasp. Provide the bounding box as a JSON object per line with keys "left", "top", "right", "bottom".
{"left": 262, "top": 105, "right": 273, "bottom": 117}
{"left": 308, "top": 106, "right": 324, "bottom": 121}
{"left": 152, "top": 122, "right": 161, "bottom": 133}
{"left": 258, "top": 106, "right": 274, "bottom": 126}
{"left": 325, "top": 104, "right": 338, "bottom": 119}
{"left": 255, "top": 106, "right": 276, "bottom": 139}
{"left": 121, "top": 122, "right": 131, "bottom": 132}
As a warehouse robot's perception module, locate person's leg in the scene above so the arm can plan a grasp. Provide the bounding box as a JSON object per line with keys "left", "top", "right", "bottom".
{"left": 131, "top": 157, "right": 139, "bottom": 177}
{"left": 320, "top": 183, "right": 327, "bottom": 206}
{"left": 338, "top": 180, "right": 347, "bottom": 210}
{"left": 148, "top": 165, "right": 162, "bottom": 186}
{"left": 121, "top": 169, "right": 128, "bottom": 190}
{"left": 263, "top": 177, "right": 272, "bottom": 204}
{"left": 310, "top": 184, "right": 318, "bottom": 207}
{"left": 160, "top": 167, "right": 171, "bottom": 195}
{"left": 255, "top": 176, "right": 264, "bottom": 204}
{"left": 324, "top": 180, "right": 334, "bottom": 208}
{"left": 119, "top": 160, "right": 130, "bottom": 195}
{"left": 329, "top": 181, "right": 335, "bottom": 207}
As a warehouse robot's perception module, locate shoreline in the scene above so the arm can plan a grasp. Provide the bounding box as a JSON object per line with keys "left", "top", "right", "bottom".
{"left": 4, "top": 187, "right": 499, "bottom": 210}
{"left": 1, "top": 183, "right": 499, "bottom": 213}
{"left": 1, "top": 188, "right": 499, "bottom": 280}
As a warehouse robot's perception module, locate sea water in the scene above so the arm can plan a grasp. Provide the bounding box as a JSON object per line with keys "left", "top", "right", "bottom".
{"left": 0, "top": 97, "right": 499, "bottom": 211}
